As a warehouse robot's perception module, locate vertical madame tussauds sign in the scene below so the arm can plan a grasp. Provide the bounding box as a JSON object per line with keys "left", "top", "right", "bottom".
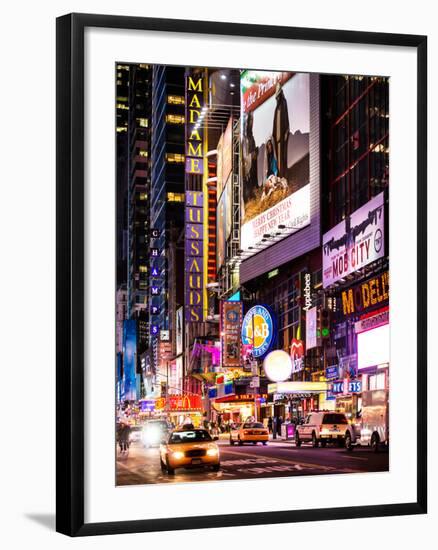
{"left": 185, "top": 190, "right": 204, "bottom": 321}
{"left": 184, "top": 71, "right": 206, "bottom": 322}
{"left": 185, "top": 73, "right": 205, "bottom": 174}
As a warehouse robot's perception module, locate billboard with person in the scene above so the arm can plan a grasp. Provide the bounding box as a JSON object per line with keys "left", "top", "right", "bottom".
{"left": 240, "top": 71, "right": 311, "bottom": 253}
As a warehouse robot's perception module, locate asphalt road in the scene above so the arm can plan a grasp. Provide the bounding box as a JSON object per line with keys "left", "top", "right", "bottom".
{"left": 116, "top": 436, "right": 389, "bottom": 486}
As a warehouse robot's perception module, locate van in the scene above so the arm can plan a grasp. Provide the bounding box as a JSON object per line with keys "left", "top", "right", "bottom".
{"left": 345, "top": 389, "right": 389, "bottom": 452}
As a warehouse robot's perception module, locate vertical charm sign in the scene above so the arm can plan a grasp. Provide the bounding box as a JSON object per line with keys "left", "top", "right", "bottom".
{"left": 185, "top": 70, "right": 205, "bottom": 322}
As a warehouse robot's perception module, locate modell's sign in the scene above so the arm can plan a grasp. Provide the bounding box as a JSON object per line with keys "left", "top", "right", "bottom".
{"left": 355, "top": 307, "right": 389, "bottom": 333}
{"left": 341, "top": 271, "right": 389, "bottom": 317}
{"left": 323, "top": 192, "right": 385, "bottom": 288}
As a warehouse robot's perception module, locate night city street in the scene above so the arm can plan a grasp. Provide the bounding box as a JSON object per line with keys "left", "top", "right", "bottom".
{"left": 117, "top": 436, "right": 388, "bottom": 486}
{"left": 115, "top": 64, "right": 390, "bottom": 485}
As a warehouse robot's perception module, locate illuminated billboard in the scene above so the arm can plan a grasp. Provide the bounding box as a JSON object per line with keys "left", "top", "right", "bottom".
{"left": 185, "top": 190, "right": 204, "bottom": 322}
{"left": 221, "top": 301, "right": 243, "bottom": 368}
{"left": 322, "top": 192, "right": 385, "bottom": 288}
{"left": 240, "top": 71, "right": 311, "bottom": 255}
{"left": 241, "top": 305, "right": 275, "bottom": 358}
{"left": 122, "top": 319, "right": 137, "bottom": 401}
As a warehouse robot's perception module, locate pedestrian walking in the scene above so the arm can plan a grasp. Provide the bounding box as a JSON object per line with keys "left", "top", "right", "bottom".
{"left": 272, "top": 416, "right": 277, "bottom": 439}
{"left": 268, "top": 416, "right": 273, "bottom": 434}
{"left": 277, "top": 415, "right": 283, "bottom": 437}
{"left": 118, "top": 422, "right": 131, "bottom": 453}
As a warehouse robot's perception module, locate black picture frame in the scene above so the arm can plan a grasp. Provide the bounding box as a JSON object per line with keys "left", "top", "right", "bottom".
{"left": 56, "top": 12, "right": 427, "bottom": 537}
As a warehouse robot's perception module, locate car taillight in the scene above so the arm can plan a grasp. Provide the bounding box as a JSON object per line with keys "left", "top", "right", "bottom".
{"left": 244, "top": 431, "right": 249, "bottom": 435}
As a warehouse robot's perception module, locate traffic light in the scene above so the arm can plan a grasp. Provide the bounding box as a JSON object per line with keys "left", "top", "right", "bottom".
{"left": 320, "top": 308, "right": 331, "bottom": 340}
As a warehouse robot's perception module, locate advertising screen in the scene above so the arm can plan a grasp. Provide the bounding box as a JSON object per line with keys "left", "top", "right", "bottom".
{"left": 221, "top": 301, "right": 243, "bottom": 368}
{"left": 357, "top": 323, "right": 390, "bottom": 370}
{"left": 122, "top": 319, "right": 137, "bottom": 401}
{"left": 240, "top": 71, "right": 311, "bottom": 254}
{"left": 323, "top": 192, "right": 385, "bottom": 288}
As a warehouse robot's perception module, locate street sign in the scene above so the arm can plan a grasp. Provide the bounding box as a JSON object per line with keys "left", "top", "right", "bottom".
{"left": 331, "top": 379, "right": 362, "bottom": 394}
{"left": 250, "top": 376, "right": 260, "bottom": 388}
{"left": 325, "top": 365, "right": 339, "bottom": 380}
{"left": 251, "top": 361, "right": 258, "bottom": 375}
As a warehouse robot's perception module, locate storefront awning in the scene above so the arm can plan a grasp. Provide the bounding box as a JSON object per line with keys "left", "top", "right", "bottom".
{"left": 267, "top": 381, "right": 329, "bottom": 395}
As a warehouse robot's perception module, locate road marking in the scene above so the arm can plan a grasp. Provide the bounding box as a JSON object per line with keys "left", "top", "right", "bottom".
{"left": 345, "top": 455, "right": 369, "bottom": 461}
{"left": 221, "top": 448, "right": 335, "bottom": 471}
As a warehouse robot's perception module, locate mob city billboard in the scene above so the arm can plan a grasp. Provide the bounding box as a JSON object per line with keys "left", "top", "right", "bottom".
{"left": 240, "top": 71, "right": 311, "bottom": 255}
{"left": 322, "top": 192, "right": 385, "bottom": 288}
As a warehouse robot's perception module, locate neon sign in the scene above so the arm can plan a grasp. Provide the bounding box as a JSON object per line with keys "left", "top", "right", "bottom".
{"left": 241, "top": 305, "right": 274, "bottom": 358}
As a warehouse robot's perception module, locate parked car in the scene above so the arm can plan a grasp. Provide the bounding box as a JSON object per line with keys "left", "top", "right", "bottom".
{"left": 160, "top": 428, "right": 220, "bottom": 475}
{"left": 229, "top": 421, "right": 269, "bottom": 445}
{"left": 345, "top": 389, "right": 389, "bottom": 452}
{"left": 295, "top": 412, "right": 349, "bottom": 448}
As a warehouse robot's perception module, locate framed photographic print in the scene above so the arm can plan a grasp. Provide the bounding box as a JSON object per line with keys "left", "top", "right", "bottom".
{"left": 56, "top": 13, "right": 427, "bottom": 536}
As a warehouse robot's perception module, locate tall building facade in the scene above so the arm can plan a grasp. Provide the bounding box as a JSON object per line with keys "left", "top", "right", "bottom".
{"left": 116, "top": 64, "right": 130, "bottom": 287}
{"left": 116, "top": 64, "right": 152, "bottom": 403}
{"left": 319, "top": 74, "right": 389, "bottom": 418}
{"left": 127, "top": 64, "right": 152, "bottom": 320}
{"left": 149, "top": 65, "right": 186, "bottom": 391}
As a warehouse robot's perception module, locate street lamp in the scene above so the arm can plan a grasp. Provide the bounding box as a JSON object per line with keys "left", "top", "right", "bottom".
{"left": 263, "top": 350, "right": 293, "bottom": 383}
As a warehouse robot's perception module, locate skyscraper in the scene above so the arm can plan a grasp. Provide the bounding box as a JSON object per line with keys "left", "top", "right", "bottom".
{"left": 149, "top": 65, "right": 186, "bottom": 346}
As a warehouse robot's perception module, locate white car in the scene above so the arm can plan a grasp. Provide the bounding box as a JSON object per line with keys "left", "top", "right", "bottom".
{"left": 129, "top": 425, "right": 143, "bottom": 443}
{"left": 295, "top": 412, "right": 349, "bottom": 448}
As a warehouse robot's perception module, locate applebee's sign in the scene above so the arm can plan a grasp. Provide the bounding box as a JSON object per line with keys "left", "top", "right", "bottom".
{"left": 322, "top": 192, "right": 385, "bottom": 288}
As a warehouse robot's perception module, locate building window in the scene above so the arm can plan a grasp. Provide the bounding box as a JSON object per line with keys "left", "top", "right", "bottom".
{"left": 139, "top": 266, "right": 147, "bottom": 273}
{"left": 137, "top": 118, "right": 148, "bottom": 128}
{"left": 167, "top": 192, "right": 185, "bottom": 202}
{"left": 139, "top": 193, "right": 148, "bottom": 201}
{"left": 139, "top": 150, "right": 148, "bottom": 158}
{"left": 116, "top": 126, "right": 127, "bottom": 133}
{"left": 325, "top": 75, "right": 389, "bottom": 228}
{"left": 165, "top": 114, "right": 185, "bottom": 125}
{"left": 167, "top": 95, "right": 185, "bottom": 105}
{"left": 116, "top": 103, "right": 129, "bottom": 110}
{"left": 166, "top": 153, "right": 185, "bottom": 163}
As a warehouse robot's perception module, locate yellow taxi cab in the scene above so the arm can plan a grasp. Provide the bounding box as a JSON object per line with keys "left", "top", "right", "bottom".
{"left": 160, "top": 427, "right": 220, "bottom": 475}
{"left": 229, "top": 421, "right": 269, "bottom": 446}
